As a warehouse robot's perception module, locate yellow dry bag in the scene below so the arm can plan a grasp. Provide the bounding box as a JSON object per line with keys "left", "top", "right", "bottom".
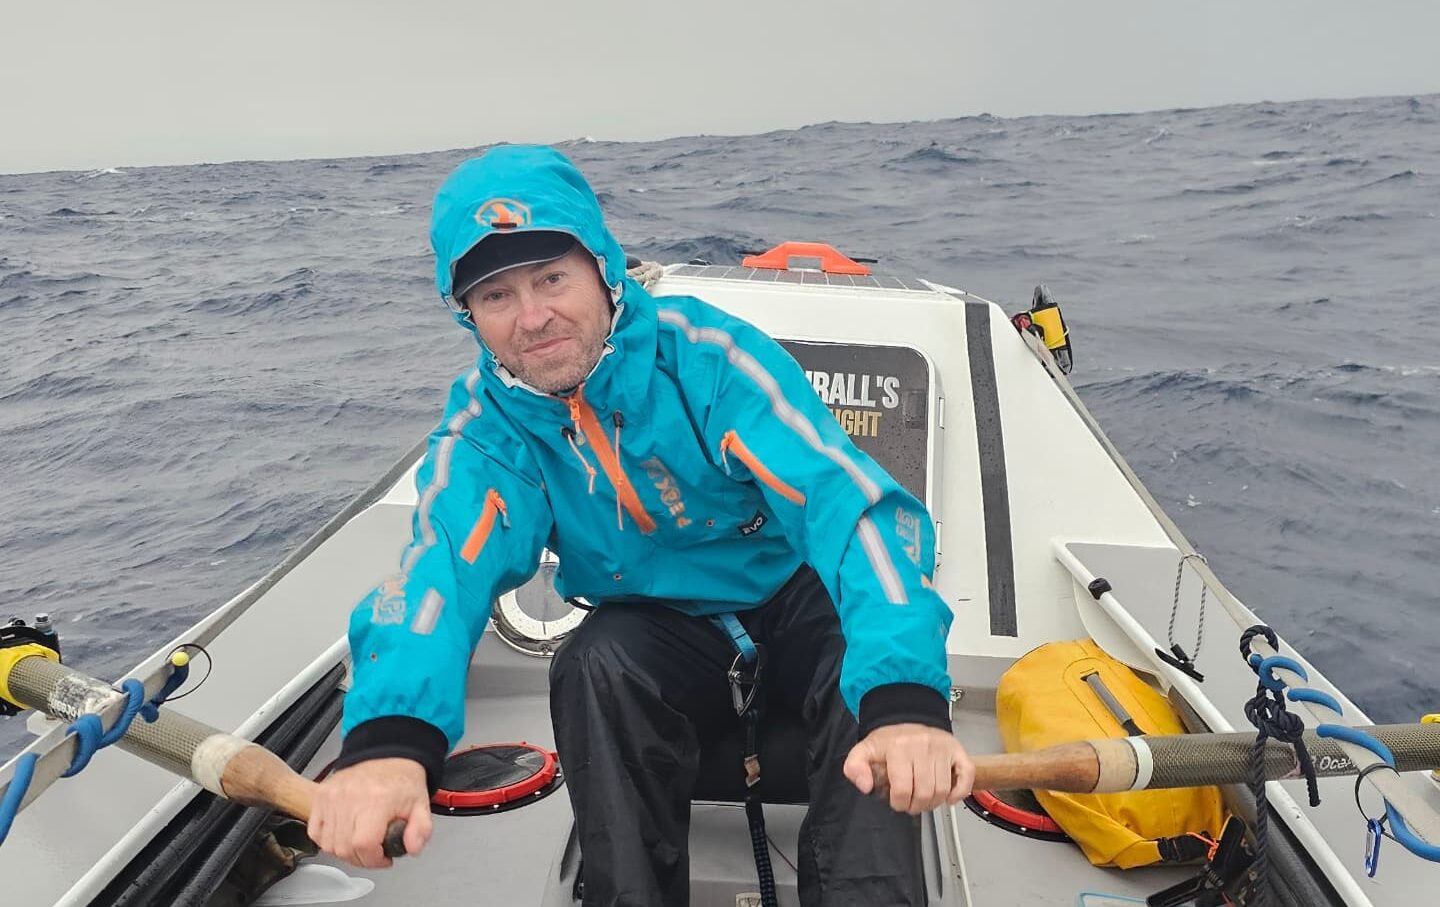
{"left": 995, "top": 639, "right": 1228, "bottom": 868}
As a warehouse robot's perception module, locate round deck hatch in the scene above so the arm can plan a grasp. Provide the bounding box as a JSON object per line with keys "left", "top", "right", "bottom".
{"left": 492, "top": 549, "right": 589, "bottom": 657}
{"left": 963, "top": 789, "right": 1071, "bottom": 842}
{"left": 431, "top": 742, "right": 565, "bottom": 815}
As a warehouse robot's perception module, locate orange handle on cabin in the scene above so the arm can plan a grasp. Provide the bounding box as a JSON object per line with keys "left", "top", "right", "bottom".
{"left": 742, "top": 242, "right": 871, "bottom": 276}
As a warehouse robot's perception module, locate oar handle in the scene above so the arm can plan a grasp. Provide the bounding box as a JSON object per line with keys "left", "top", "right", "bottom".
{"left": 205, "top": 737, "right": 416, "bottom": 857}
{"left": 383, "top": 820, "right": 408, "bottom": 858}
{"left": 280, "top": 766, "right": 411, "bottom": 857}
{"left": 866, "top": 740, "right": 1108, "bottom": 800}
{"left": 974, "top": 742, "right": 1109, "bottom": 792}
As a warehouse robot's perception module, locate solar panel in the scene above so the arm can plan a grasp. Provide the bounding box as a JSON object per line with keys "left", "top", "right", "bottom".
{"left": 663, "top": 264, "right": 933, "bottom": 291}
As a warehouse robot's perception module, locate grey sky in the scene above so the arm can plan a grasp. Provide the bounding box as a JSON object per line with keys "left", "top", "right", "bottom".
{"left": 5, "top": 0, "right": 1438, "bottom": 174}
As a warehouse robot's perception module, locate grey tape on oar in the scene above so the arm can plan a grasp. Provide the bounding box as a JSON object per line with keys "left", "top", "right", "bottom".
{"left": 191, "top": 734, "right": 250, "bottom": 796}
{"left": 1091, "top": 738, "right": 1142, "bottom": 793}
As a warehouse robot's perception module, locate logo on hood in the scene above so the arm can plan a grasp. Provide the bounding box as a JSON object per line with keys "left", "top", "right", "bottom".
{"left": 474, "top": 198, "right": 532, "bottom": 230}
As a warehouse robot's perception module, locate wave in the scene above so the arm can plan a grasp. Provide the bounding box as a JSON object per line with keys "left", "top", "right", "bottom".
{"left": 366, "top": 162, "right": 422, "bottom": 175}
{"left": 0, "top": 371, "right": 118, "bottom": 404}
{"left": 1363, "top": 169, "right": 1419, "bottom": 185}
{"left": 885, "top": 144, "right": 986, "bottom": 170}
{"left": 1081, "top": 368, "right": 1265, "bottom": 403}
{"left": 636, "top": 234, "right": 769, "bottom": 265}
{"left": 46, "top": 207, "right": 119, "bottom": 217}
{"left": 1274, "top": 297, "right": 1331, "bottom": 312}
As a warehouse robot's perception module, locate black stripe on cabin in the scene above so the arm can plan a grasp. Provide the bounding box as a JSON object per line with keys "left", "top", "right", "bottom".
{"left": 965, "top": 302, "right": 1018, "bottom": 636}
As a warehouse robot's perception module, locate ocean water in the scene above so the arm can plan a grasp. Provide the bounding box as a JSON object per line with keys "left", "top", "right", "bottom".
{"left": 2, "top": 94, "right": 1437, "bottom": 760}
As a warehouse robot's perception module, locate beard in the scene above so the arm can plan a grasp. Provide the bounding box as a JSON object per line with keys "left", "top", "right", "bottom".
{"left": 504, "top": 325, "right": 609, "bottom": 394}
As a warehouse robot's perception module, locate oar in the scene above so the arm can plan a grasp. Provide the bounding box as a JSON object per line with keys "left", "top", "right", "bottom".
{"left": 868, "top": 722, "right": 1440, "bottom": 795}
{"left": 2, "top": 651, "right": 408, "bottom": 856}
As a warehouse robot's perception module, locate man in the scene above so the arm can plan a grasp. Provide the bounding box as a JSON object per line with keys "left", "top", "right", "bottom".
{"left": 309, "top": 145, "right": 974, "bottom": 905}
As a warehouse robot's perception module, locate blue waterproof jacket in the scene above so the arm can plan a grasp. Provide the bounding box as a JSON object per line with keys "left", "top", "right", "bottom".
{"left": 339, "top": 146, "right": 954, "bottom": 776}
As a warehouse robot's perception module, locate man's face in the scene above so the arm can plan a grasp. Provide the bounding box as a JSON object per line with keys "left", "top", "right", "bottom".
{"left": 463, "top": 245, "right": 612, "bottom": 395}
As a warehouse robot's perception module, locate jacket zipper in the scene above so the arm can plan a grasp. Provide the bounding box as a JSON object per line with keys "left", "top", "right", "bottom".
{"left": 719, "top": 430, "right": 806, "bottom": 505}
{"left": 566, "top": 387, "right": 657, "bottom": 534}
{"left": 460, "top": 489, "right": 510, "bottom": 564}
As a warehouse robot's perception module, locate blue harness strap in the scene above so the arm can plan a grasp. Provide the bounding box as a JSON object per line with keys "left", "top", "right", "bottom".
{"left": 710, "top": 612, "right": 777, "bottom": 907}
{"left": 712, "top": 612, "right": 757, "bottom": 665}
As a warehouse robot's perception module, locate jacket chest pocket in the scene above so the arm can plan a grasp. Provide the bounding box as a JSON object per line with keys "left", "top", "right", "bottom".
{"left": 635, "top": 452, "right": 745, "bottom": 547}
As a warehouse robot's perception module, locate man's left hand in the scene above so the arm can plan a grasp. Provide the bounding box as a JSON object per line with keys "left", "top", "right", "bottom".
{"left": 843, "top": 723, "right": 975, "bottom": 814}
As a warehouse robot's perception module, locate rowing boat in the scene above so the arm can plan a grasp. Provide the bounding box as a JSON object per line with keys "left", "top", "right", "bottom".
{"left": 4, "top": 246, "right": 1437, "bottom": 906}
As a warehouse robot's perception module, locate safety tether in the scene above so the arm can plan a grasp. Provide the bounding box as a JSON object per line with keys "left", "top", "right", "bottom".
{"left": 711, "top": 614, "right": 778, "bottom": 907}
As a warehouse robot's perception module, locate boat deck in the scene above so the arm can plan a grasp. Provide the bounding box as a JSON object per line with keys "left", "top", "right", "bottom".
{"left": 286, "top": 639, "right": 1195, "bottom": 906}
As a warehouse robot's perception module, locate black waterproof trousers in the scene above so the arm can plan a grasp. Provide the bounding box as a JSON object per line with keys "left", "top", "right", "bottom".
{"left": 549, "top": 566, "right": 926, "bottom": 907}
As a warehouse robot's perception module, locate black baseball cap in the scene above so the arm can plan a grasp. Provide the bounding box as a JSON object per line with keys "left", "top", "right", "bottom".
{"left": 452, "top": 231, "right": 578, "bottom": 301}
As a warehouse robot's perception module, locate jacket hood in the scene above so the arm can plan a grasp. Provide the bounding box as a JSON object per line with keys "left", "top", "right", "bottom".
{"left": 428, "top": 144, "right": 655, "bottom": 418}
{"left": 431, "top": 145, "right": 629, "bottom": 315}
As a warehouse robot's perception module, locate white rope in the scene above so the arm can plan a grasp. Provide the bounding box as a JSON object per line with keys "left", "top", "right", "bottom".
{"left": 626, "top": 259, "right": 664, "bottom": 289}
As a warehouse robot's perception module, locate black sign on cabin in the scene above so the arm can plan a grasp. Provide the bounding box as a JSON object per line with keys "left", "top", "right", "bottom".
{"left": 778, "top": 340, "right": 931, "bottom": 502}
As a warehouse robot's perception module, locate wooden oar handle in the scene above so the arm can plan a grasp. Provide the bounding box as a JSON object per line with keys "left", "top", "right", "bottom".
{"left": 216, "top": 741, "right": 416, "bottom": 858}
{"left": 973, "top": 742, "right": 1108, "bottom": 793}
{"left": 869, "top": 762, "right": 892, "bottom": 798}
{"left": 864, "top": 740, "right": 1109, "bottom": 800}
{"left": 382, "top": 820, "right": 408, "bottom": 858}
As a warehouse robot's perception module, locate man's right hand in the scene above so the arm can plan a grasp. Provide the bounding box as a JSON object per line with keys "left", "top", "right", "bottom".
{"left": 308, "top": 757, "right": 433, "bottom": 868}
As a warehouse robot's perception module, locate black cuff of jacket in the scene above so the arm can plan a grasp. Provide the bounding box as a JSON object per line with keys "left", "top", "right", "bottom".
{"left": 858, "top": 683, "right": 952, "bottom": 739}
{"left": 334, "top": 716, "right": 449, "bottom": 795}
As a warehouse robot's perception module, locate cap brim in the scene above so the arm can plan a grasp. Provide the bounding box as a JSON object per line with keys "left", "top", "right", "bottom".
{"left": 453, "top": 231, "right": 577, "bottom": 301}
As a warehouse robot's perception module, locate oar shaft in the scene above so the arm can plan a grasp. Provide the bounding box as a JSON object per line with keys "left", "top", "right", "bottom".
{"left": 1142, "top": 724, "right": 1440, "bottom": 790}
{"left": 985, "top": 724, "right": 1440, "bottom": 794}
{"left": 4, "top": 654, "right": 408, "bottom": 856}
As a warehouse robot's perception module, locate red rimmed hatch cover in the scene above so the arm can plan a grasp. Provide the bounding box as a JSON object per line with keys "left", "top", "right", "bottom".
{"left": 431, "top": 742, "right": 565, "bottom": 815}
{"left": 963, "top": 789, "right": 1071, "bottom": 843}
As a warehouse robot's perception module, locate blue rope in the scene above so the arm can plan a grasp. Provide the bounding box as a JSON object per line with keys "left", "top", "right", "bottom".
{"left": 140, "top": 662, "right": 188, "bottom": 722}
{"left": 0, "top": 669, "right": 184, "bottom": 847}
{"left": 60, "top": 678, "right": 147, "bottom": 777}
{"left": 0, "top": 753, "right": 38, "bottom": 845}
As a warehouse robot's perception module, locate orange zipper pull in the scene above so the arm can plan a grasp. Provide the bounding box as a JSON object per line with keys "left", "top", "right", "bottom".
{"left": 488, "top": 489, "right": 510, "bottom": 528}
{"left": 717, "top": 429, "right": 806, "bottom": 505}
{"left": 719, "top": 430, "right": 736, "bottom": 474}
{"left": 460, "top": 489, "right": 509, "bottom": 564}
